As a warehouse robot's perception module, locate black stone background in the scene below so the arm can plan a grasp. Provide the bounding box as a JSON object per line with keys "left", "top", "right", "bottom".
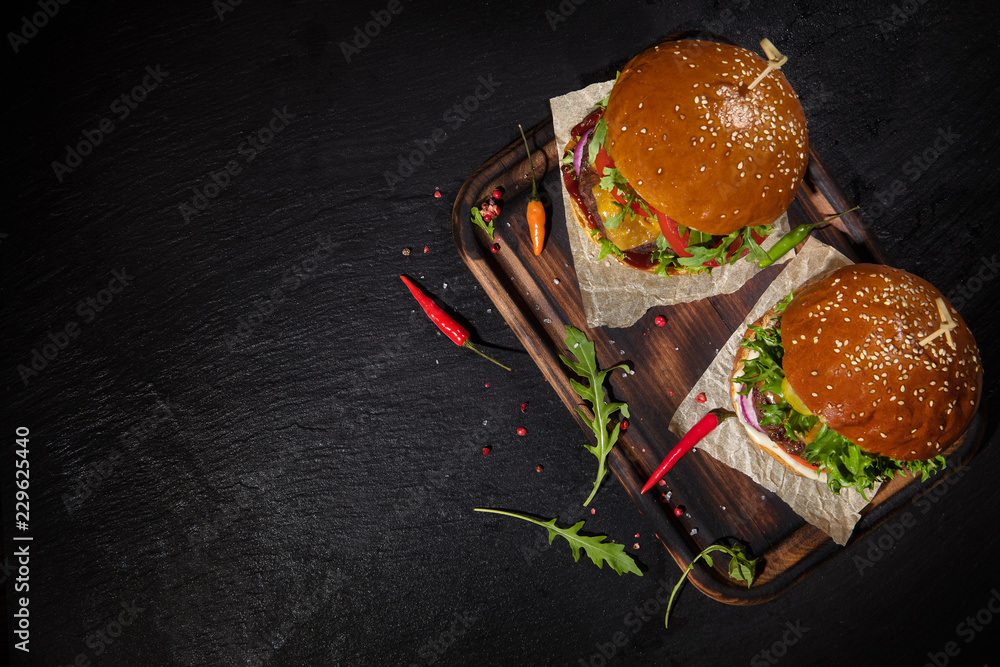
{"left": 3, "top": 0, "right": 1000, "bottom": 665}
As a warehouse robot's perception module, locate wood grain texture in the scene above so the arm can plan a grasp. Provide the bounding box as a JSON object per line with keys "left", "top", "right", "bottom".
{"left": 453, "top": 121, "right": 985, "bottom": 604}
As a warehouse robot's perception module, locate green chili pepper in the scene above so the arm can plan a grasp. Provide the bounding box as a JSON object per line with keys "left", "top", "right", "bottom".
{"left": 757, "top": 206, "right": 860, "bottom": 268}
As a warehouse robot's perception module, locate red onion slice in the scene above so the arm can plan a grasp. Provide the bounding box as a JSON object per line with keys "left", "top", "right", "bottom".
{"left": 736, "top": 387, "right": 766, "bottom": 434}
{"left": 573, "top": 128, "right": 594, "bottom": 176}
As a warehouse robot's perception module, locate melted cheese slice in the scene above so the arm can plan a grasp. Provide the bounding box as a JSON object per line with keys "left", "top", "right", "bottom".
{"left": 592, "top": 186, "right": 660, "bottom": 250}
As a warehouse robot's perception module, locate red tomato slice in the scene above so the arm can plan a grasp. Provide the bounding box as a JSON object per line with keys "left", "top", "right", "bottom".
{"left": 593, "top": 147, "right": 613, "bottom": 177}
{"left": 654, "top": 212, "right": 692, "bottom": 257}
{"left": 785, "top": 449, "right": 821, "bottom": 472}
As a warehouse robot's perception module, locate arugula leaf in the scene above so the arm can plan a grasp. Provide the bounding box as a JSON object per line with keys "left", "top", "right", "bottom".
{"left": 470, "top": 206, "right": 494, "bottom": 239}
{"left": 651, "top": 252, "right": 682, "bottom": 276}
{"left": 687, "top": 228, "right": 714, "bottom": 245}
{"left": 774, "top": 289, "right": 795, "bottom": 313}
{"left": 665, "top": 543, "right": 757, "bottom": 628}
{"left": 677, "top": 244, "right": 722, "bottom": 269}
{"left": 588, "top": 117, "right": 607, "bottom": 165}
{"left": 474, "top": 508, "right": 642, "bottom": 576}
{"left": 559, "top": 325, "right": 630, "bottom": 506}
{"left": 595, "top": 72, "right": 619, "bottom": 111}
{"left": 591, "top": 229, "right": 625, "bottom": 262}
{"left": 671, "top": 222, "right": 775, "bottom": 271}
{"left": 604, "top": 201, "right": 626, "bottom": 231}
{"left": 597, "top": 165, "right": 626, "bottom": 192}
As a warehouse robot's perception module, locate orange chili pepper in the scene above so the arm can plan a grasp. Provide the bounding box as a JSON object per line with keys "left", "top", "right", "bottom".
{"left": 519, "top": 124, "right": 546, "bottom": 255}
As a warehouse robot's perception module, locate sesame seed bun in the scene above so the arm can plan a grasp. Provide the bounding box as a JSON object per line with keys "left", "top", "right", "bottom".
{"left": 603, "top": 39, "right": 808, "bottom": 236}
{"left": 781, "top": 264, "right": 982, "bottom": 461}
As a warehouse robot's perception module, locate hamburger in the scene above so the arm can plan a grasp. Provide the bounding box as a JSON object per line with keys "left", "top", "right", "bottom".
{"left": 561, "top": 38, "right": 809, "bottom": 274}
{"left": 730, "top": 264, "right": 982, "bottom": 496}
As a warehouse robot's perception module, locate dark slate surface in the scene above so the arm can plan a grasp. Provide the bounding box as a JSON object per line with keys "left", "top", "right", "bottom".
{"left": 3, "top": 1, "right": 999, "bottom": 665}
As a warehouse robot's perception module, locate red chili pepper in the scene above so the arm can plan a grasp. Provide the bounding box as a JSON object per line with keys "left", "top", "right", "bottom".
{"left": 640, "top": 409, "right": 735, "bottom": 494}
{"left": 400, "top": 275, "right": 510, "bottom": 371}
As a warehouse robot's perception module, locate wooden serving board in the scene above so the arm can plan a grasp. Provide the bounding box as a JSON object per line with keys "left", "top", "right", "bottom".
{"left": 451, "top": 119, "right": 984, "bottom": 604}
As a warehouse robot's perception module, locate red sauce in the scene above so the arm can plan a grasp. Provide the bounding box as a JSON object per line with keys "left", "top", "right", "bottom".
{"left": 560, "top": 111, "right": 602, "bottom": 232}
{"left": 561, "top": 111, "right": 655, "bottom": 271}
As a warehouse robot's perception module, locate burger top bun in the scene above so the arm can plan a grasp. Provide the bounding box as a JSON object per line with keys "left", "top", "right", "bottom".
{"left": 781, "top": 264, "right": 982, "bottom": 461}
{"left": 603, "top": 39, "right": 808, "bottom": 236}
